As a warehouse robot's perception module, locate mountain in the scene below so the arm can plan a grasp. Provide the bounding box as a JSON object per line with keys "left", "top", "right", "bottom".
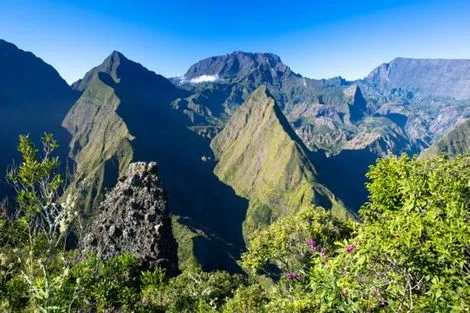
{"left": 176, "top": 51, "right": 349, "bottom": 114}
{"left": 422, "top": 119, "right": 470, "bottom": 157}
{"left": 63, "top": 51, "right": 249, "bottom": 272}
{"left": 360, "top": 58, "right": 470, "bottom": 152}
{"left": 184, "top": 51, "right": 295, "bottom": 85}
{"left": 71, "top": 51, "right": 124, "bottom": 92}
{"left": 0, "top": 39, "right": 78, "bottom": 198}
{"left": 172, "top": 52, "right": 447, "bottom": 212}
{"left": 172, "top": 51, "right": 315, "bottom": 128}
{"left": 365, "top": 58, "right": 470, "bottom": 100}
{"left": 64, "top": 51, "right": 367, "bottom": 270}
{"left": 211, "top": 86, "right": 352, "bottom": 236}
{"left": 179, "top": 54, "right": 470, "bottom": 161}
{"left": 62, "top": 51, "right": 183, "bottom": 211}
{"left": 174, "top": 51, "right": 414, "bottom": 157}
{"left": 173, "top": 53, "right": 470, "bottom": 211}
{"left": 2, "top": 38, "right": 470, "bottom": 274}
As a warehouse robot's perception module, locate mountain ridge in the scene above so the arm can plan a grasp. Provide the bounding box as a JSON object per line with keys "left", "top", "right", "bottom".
{"left": 211, "top": 85, "right": 352, "bottom": 236}
{"left": 364, "top": 57, "right": 470, "bottom": 100}
{"left": 0, "top": 39, "right": 78, "bottom": 201}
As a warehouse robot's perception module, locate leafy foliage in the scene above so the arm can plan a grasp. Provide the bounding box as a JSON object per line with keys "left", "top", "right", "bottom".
{"left": 242, "top": 207, "right": 353, "bottom": 276}
{"left": 238, "top": 154, "right": 470, "bottom": 312}
{"left": 0, "top": 134, "right": 79, "bottom": 312}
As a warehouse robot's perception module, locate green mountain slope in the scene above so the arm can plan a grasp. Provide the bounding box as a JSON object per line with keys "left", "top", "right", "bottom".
{"left": 211, "top": 86, "right": 352, "bottom": 236}
{"left": 63, "top": 70, "right": 134, "bottom": 211}
{"left": 0, "top": 39, "right": 78, "bottom": 199}
{"left": 422, "top": 119, "right": 470, "bottom": 157}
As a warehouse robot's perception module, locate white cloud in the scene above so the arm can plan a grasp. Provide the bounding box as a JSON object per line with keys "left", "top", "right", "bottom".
{"left": 189, "top": 74, "right": 219, "bottom": 84}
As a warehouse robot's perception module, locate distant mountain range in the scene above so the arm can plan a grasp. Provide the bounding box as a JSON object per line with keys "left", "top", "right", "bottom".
{"left": 175, "top": 52, "right": 469, "bottom": 156}
{"left": 0, "top": 39, "right": 468, "bottom": 270}
{"left": 365, "top": 57, "right": 470, "bottom": 100}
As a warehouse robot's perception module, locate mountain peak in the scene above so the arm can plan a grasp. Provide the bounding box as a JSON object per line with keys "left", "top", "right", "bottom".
{"left": 211, "top": 86, "right": 349, "bottom": 235}
{"left": 106, "top": 50, "right": 127, "bottom": 63}
{"left": 71, "top": 50, "right": 133, "bottom": 91}
{"left": 184, "top": 51, "right": 290, "bottom": 82}
{"left": 229, "top": 50, "right": 282, "bottom": 63}
{"left": 248, "top": 84, "right": 270, "bottom": 99}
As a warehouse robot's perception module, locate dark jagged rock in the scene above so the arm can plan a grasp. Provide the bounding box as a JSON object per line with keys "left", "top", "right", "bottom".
{"left": 81, "top": 162, "right": 179, "bottom": 276}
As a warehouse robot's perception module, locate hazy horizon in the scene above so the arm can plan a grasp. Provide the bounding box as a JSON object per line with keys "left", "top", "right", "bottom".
{"left": 1, "top": 0, "right": 469, "bottom": 84}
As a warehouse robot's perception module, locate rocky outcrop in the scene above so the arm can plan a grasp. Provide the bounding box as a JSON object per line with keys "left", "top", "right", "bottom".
{"left": 81, "top": 162, "right": 179, "bottom": 276}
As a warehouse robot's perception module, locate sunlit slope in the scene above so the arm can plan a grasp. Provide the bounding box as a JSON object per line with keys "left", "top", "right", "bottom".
{"left": 211, "top": 86, "right": 352, "bottom": 236}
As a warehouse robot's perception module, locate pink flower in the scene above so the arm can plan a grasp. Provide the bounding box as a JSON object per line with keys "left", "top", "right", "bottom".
{"left": 307, "top": 239, "right": 317, "bottom": 251}
{"left": 286, "top": 272, "right": 304, "bottom": 280}
{"left": 320, "top": 248, "right": 327, "bottom": 258}
{"left": 345, "top": 243, "right": 356, "bottom": 253}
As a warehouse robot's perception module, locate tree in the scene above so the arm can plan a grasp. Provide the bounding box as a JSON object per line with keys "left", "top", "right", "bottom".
{"left": 1, "top": 134, "right": 78, "bottom": 312}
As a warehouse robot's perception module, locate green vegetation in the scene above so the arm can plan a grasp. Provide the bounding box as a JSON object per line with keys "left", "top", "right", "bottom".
{"left": 241, "top": 154, "right": 470, "bottom": 312}
{"left": 62, "top": 74, "right": 134, "bottom": 213}
{"left": 423, "top": 119, "right": 470, "bottom": 157}
{"left": 0, "top": 134, "right": 79, "bottom": 312}
{"left": 1, "top": 135, "right": 469, "bottom": 312}
{"left": 171, "top": 216, "right": 209, "bottom": 271}
{"left": 211, "top": 86, "right": 351, "bottom": 237}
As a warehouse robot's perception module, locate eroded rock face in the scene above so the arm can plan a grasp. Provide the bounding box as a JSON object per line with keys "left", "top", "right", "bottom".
{"left": 81, "top": 161, "right": 178, "bottom": 276}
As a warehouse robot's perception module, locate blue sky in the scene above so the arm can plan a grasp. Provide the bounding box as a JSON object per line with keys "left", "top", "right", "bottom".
{"left": 1, "top": 0, "right": 469, "bottom": 84}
